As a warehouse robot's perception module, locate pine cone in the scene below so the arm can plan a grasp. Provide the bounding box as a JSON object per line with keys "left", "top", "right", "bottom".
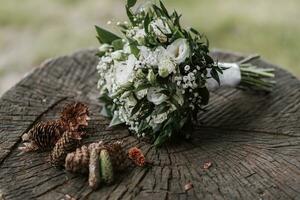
{"left": 60, "top": 102, "right": 90, "bottom": 131}
{"left": 50, "top": 131, "right": 82, "bottom": 166}
{"left": 19, "top": 120, "right": 66, "bottom": 152}
{"left": 19, "top": 102, "right": 90, "bottom": 153}
{"left": 105, "top": 141, "right": 129, "bottom": 171}
{"left": 100, "top": 149, "right": 114, "bottom": 185}
{"left": 128, "top": 147, "right": 146, "bottom": 167}
{"left": 65, "top": 145, "right": 90, "bottom": 173}
{"left": 88, "top": 147, "right": 101, "bottom": 189}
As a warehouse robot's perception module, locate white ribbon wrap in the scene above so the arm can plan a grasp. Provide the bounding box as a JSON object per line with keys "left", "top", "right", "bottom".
{"left": 206, "top": 62, "right": 241, "bottom": 90}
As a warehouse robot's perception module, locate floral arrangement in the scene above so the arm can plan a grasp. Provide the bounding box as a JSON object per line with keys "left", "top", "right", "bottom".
{"left": 96, "top": 0, "right": 275, "bottom": 146}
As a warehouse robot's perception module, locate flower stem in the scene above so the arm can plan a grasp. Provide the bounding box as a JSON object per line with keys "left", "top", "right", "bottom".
{"left": 239, "top": 61, "right": 276, "bottom": 92}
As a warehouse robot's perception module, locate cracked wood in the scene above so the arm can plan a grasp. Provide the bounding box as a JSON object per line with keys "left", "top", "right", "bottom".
{"left": 0, "top": 49, "right": 299, "bottom": 200}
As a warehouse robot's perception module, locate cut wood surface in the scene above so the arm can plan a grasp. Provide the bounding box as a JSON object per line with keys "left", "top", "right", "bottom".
{"left": 0, "top": 49, "right": 299, "bottom": 200}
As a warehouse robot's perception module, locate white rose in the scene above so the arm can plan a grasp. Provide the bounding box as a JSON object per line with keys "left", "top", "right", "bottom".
{"left": 115, "top": 54, "right": 136, "bottom": 86}
{"left": 147, "top": 87, "right": 168, "bottom": 105}
{"left": 167, "top": 38, "right": 190, "bottom": 64}
{"left": 158, "top": 56, "right": 176, "bottom": 78}
{"left": 156, "top": 46, "right": 176, "bottom": 78}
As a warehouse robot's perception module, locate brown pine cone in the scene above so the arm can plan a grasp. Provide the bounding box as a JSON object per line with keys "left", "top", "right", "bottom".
{"left": 19, "top": 102, "right": 90, "bottom": 153}
{"left": 60, "top": 102, "right": 90, "bottom": 131}
{"left": 88, "top": 147, "right": 101, "bottom": 189}
{"left": 105, "top": 141, "right": 129, "bottom": 171}
{"left": 19, "top": 120, "right": 67, "bottom": 152}
{"left": 128, "top": 147, "right": 146, "bottom": 167}
{"left": 50, "top": 131, "right": 82, "bottom": 166}
{"left": 65, "top": 145, "right": 90, "bottom": 173}
{"left": 65, "top": 141, "right": 103, "bottom": 174}
{"left": 64, "top": 141, "right": 129, "bottom": 174}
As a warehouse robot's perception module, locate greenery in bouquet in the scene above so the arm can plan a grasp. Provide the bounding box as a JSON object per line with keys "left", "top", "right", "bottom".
{"left": 95, "top": 0, "right": 275, "bottom": 146}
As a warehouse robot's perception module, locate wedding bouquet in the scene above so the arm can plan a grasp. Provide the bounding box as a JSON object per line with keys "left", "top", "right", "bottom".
{"left": 96, "top": 0, "right": 275, "bottom": 146}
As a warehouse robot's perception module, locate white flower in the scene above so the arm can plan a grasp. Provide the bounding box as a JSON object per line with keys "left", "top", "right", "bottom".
{"left": 104, "top": 70, "right": 114, "bottom": 94}
{"left": 136, "top": 89, "right": 148, "bottom": 99}
{"left": 167, "top": 38, "right": 190, "bottom": 64}
{"left": 102, "top": 56, "right": 113, "bottom": 63}
{"left": 158, "top": 56, "right": 176, "bottom": 78}
{"left": 147, "top": 87, "right": 168, "bottom": 105}
{"left": 139, "top": 46, "right": 151, "bottom": 60}
{"left": 150, "top": 19, "right": 171, "bottom": 43}
{"left": 139, "top": 46, "right": 160, "bottom": 66}
{"left": 184, "top": 65, "right": 190, "bottom": 71}
{"left": 115, "top": 54, "right": 136, "bottom": 86}
{"left": 96, "top": 62, "right": 107, "bottom": 71}
{"left": 123, "top": 43, "right": 131, "bottom": 54}
{"left": 111, "top": 50, "right": 124, "bottom": 60}
{"left": 99, "top": 44, "right": 112, "bottom": 52}
{"left": 133, "top": 28, "right": 146, "bottom": 45}
{"left": 156, "top": 46, "right": 176, "bottom": 78}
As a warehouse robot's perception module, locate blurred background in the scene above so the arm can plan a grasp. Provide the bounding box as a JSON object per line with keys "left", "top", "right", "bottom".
{"left": 0, "top": 0, "right": 299, "bottom": 96}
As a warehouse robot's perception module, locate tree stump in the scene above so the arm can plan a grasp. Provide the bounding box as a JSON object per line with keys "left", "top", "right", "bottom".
{"left": 0, "top": 49, "right": 299, "bottom": 200}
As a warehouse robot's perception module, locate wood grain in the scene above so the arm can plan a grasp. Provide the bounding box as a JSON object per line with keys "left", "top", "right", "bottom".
{"left": 0, "top": 49, "right": 299, "bottom": 200}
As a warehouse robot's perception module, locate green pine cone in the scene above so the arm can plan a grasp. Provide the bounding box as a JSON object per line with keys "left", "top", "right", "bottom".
{"left": 99, "top": 149, "right": 114, "bottom": 184}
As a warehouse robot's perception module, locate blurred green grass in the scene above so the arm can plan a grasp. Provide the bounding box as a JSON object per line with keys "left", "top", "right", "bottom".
{"left": 0, "top": 0, "right": 299, "bottom": 94}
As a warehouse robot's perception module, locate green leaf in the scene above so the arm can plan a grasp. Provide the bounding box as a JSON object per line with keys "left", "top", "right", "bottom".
{"left": 215, "top": 66, "right": 224, "bottom": 74}
{"left": 179, "top": 117, "right": 188, "bottom": 129}
{"left": 109, "top": 112, "right": 124, "bottom": 127}
{"left": 210, "top": 68, "right": 220, "bottom": 85}
{"left": 169, "top": 97, "right": 180, "bottom": 109}
{"left": 96, "top": 51, "right": 105, "bottom": 57}
{"left": 134, "top": 83, "right": 152, "bottom": 92}
{"left": 198, "top": 87, "right": 210, "bottom": 105}
{"left": 144, "top": 13, "right": 151, "bottom": 34}
{"left": 138, "top": 120, "right": 147, "bottom": 132}
{"left": 159, "top": 1, "right": 170, "bottom": 18}
{"left": 154, "top": 130, "right": 170, "bottom": 147}
{"left": 190, "top": 27, "right": 200, "bottom": 36}
{"left": 112, "top": 39, "right": 124, "bottom": 50}
{"left": 100, "top": 106, "right": 111, "bottom": 118}
{"left": 99, "top": 93, "right": 113, "bottom": 104}
{"left": 131, "top": 97, "right": 146, "bottom": 116}
{"left": 152, "top": 5, "right": 163, "bottom": 17}
{"left": 127, "top": 0, "right": 137, "bottom": 8}
{"left": 128, "top": 40, "right": 140, "bottom": 57}
{"left": 126, "top": 6, "right": 136, "bottom": 25}
{"left": 155, "top": 103, "right": 169, "bottom": 115}
{"left": 95, "top": 26, "right": 121, "bottom": 44}
{"left": 170, "top": 29, "right": 184, "bottom": 41}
